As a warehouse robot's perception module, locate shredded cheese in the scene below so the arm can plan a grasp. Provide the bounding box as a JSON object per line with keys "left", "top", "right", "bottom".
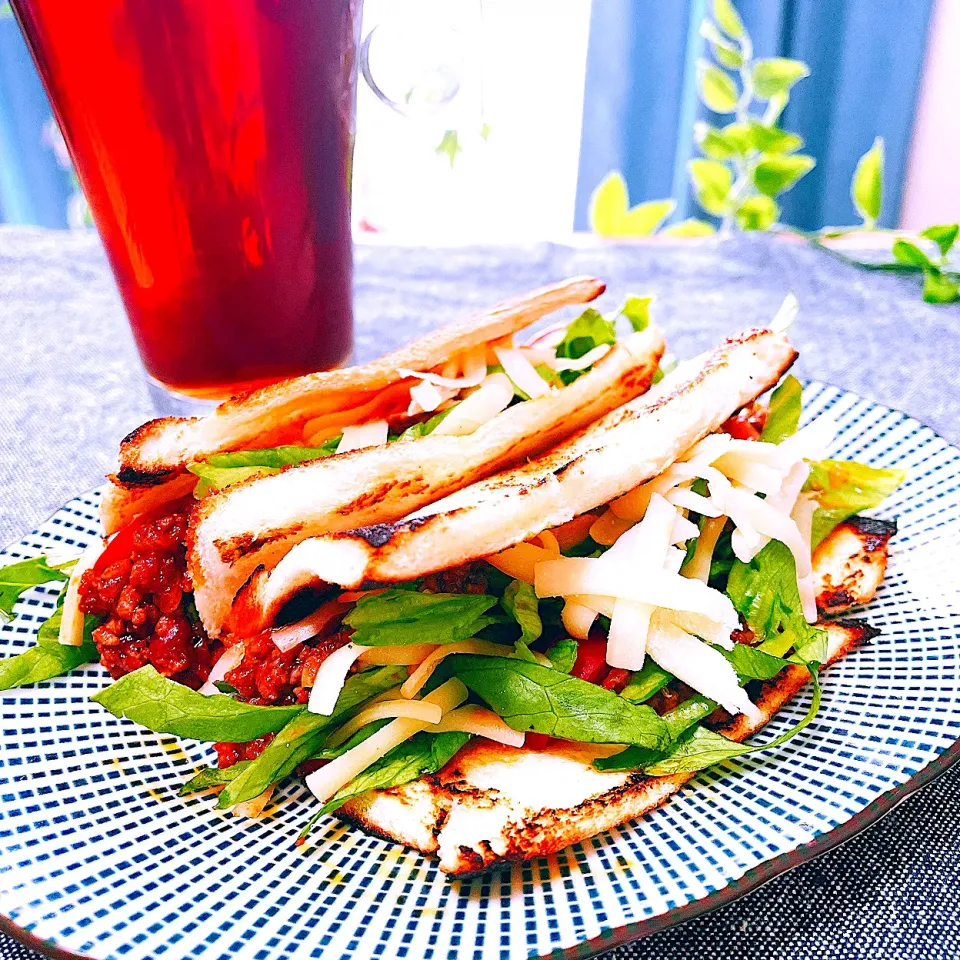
{"left": 646, "top": 614, "right": 760, "bottom": 721}
{"left": 494, "top": 346, "right": 552, "bottom": 399}
{"left": 199, "top": 643, "right": 245, "bottom": 696}
{"left": 306, "top": 679, "right": 468, "bottom": 804}
{"left": 681, "top": 515, "right": 728, "bottom": 583}
{"left": 401, "top": 639, "right": 514, "bottom": 699}
{"left": 433, "top": 705, "right": 525, "bottom": 748}
{"left": 324, "top": 698, "right": 443, "bottom": 749}
{"left": 58, "top": 541, "right": 104, "bottom": 647}
{"left": 337, "top": 419, "right": 389, "bottom": 454}
{"left": 551, "top": 514, "right": 597, "bottom": 551}
{"left": 666, "top": 486, "right": 722, "bottom": 517}
{"left": 408, "top": 379, "right": 457, "bottom": 415}
{"left": 231, "top": 785, "right": 275, "bottom": 819}
{"left": 535, "top": 558, "right": 740, "bottom": 630}
{"left": 396, "top": 347, "right": 487, "bottom": 389}
{"left": 429, "top": 373, "right": 515, "bottom": 437}
{"left": 486, "top": 541, "right": 557, "bottom": 584}
{"left": 271, "top": 599, "right": 348, "bottom": 653}
{"left": 533, "top": 529, "right": 561, "bottom": 554}
{"left": 562, "top": 599, "right": 598, "bottom": 639}
{"left": 308, "top": 642, "right": 370, "bottom": 715}
{"left": 589, "top": 509, "right": 635, "bottom": 546}
{"left": 357, "top": 643, "right": 439, "bottom": 665}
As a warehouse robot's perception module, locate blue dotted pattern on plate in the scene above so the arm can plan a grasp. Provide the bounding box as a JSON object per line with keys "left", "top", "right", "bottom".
{"left": 1, "top": 383, "right": 959, "bottom": 960}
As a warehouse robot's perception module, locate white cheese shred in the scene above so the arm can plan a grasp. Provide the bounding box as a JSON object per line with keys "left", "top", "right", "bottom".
{"left": 337, "top": 420, "right": 389, "bottom": 454}
{"left": 308, "top": 642, "right": 371, "bottom": 716}
{"left": 58, "top": 541, "right": 104, "bottom": 647}
{"left": 324, "top": 697, "right": 443, "bottom": 749}
{"left": 430, "top": 373, "right": 514, "bottom": 437}
{"left": 306, "top": 679, "right": 468, "bottom": 805}
{"left": 199, "top": 643, "right": 245, "bottom": 696}
{"left": 494, "top": 346, "right": 552, "bottom": 398}
{"left": 433, "top": 705, "right": 525, "bottom": 748}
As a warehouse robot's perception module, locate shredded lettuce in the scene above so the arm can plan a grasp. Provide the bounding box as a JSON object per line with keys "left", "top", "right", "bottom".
{"left": 544, "top": 637, "right": 578, "bottom": 673}
{"left": 501, "top": 580, "right": 542, "bottom": 646}
{"left": 804, "top": 459, "right": 905, "bottom": 547}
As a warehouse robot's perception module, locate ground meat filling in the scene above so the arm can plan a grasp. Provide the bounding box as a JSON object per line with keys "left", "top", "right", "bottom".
{"left": 78, "top": 511, "right": 215, "bottom": 686}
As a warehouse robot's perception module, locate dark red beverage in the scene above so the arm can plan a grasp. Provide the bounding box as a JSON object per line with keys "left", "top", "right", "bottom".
{"left": 12, "top": 0, "right": 361, "bottom": 400}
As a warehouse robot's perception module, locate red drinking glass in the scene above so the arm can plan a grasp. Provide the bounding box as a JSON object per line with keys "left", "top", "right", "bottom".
{"left": 11, "top": 0, "right": 362, "bottom": 410}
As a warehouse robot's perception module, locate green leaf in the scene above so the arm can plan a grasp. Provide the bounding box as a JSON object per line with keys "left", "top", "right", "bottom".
{"left": 920, "top": 223, "right": 959, "bottom": 258}
{"left": 435, "top": 130, "right": 462, "bottom": 167}
{"left": 699, "top": 22, "right": 743, "bottom": 68}
{"left": 722, "top": 643, "right": 792, "bottom": 681}
{"left": 751, "top": 58, "right": 810, "bottom": 99}
{"left": 618, "top": 296, "right": 653, "bottom": 333}
{"left": 0, "top": 555, "right": 69, "bottom": 620}
{"left": 501, "top": 581, "right": 542, "bottom": 646}
{"left": 588, "top": 171, "right": 675, "bottom": 237}
{"left": 695, "top": 122, "right": 742, "bottom": 161}
{"left": 219, "top": 665, "right": 406, "bottom": 807}
{"left": 712, "top": 0, "right": 745, "bottom": 39}
{"left": 544, "top": 637, "right": 578, "bottom": 674}
{"left": 923, "top": 269, "right": 960, "bottom": 304}
{"left": 735, "top": 194, "right": 779, "bottom": 231}
{"left": 92, "top": 665, "right": 303, "bottom": 742}
{"left": 343, "top": 589, "right": 501, "bottom": 647}
{"left": 441, "top": 655, "right": 670, "bottom": 748}
{"left": 892, "top": 239, "right": 932, "bottom": 269}
{"left": 0, "top": 631, "right": 99, "bottom": 690}
{"left": 760, "top": 374, "right": 802, "bottom": 443}
{"left": 620, "top": 659, "right": 673, "bottom": 703}
{"left": 697, "top": 61, "right": 740, "bottom": 113}
{"left": 397, "top": 405, "right": 455, "bottom": 440}
{"left": 556, "top": 307, "right": 617, "bottom": 361}
{"left": 753, "top": 154, "right": 815, "bottom": 197}
{"left": 644, "top": 670, "right": 821, "bottom": 775}
{"left": 746, "top": 121, "right": 804, "bottom": 154}
{"left": 662, "top": 218, "right": 716, "bottom": 238}
{"left": 179, "top": 761, "right": 252, "bottom": 795}
{"left": 310, "top": 719, "right": 392, "bottom": 760}
{"left": 851, "top": 137, "right": 884, "bottom": 226}
{"left": 320, "top": 731, "right": 470, "bottom": 816}
{"left": 803, "top": 459, "right": 906, "bottom": 547}
{"left": 188, "top": 441, "right": 341, "bottom": 495}
{"left": 688, "top": 159, "right": 734, "bottom": 215}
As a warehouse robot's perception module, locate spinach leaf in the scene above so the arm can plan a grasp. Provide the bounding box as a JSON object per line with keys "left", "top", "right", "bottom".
{"left": 319, "top": 731, "right": 470, "bottom": 816}
{"left": 179, "top": 761, "right": 252, "bottom": 795}
{"left": 501, "top": 580, "right": 542, "bottom": 645}
{"left": 188, "top": 439, "right": 342, "bottom": 495}
{"left": 760, "top": 374, "right": 802, "bottom": 444}
{"left": 0, "top": 555, "right": 69, "bottom": 620}
{"left": 92, "top": 665, "right": 302, "bottom": 741}
{"left": 544, "top": 637, "right": 578, "bottom": 674}
{"left": 441, "top": 654, "right": 669, "bottom": 748}
{"left": 343, "top": 589, "right": 501, "bottom": 646}
{"left": 803, "top": 459, "right": 905, "bottom": 547}
{"left": 721, "top": 643, "right": 792, "bottom": 681}
{"left": 218, "top": 665, "right": 405, "bottom": 807}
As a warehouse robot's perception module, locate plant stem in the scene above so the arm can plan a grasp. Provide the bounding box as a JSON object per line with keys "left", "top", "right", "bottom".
{"left": 722, "top": 33, "right": 755, "bottom": 233}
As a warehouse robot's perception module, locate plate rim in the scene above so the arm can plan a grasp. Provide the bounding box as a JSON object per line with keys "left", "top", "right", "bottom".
{"left": 1, "top": 379, "right": 958, "bottom": 960}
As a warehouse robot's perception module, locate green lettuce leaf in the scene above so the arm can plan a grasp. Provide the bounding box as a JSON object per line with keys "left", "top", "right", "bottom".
{"left": 501, "top": 580, "right": 542, "bottom": 645}
{"left": 218, "top": 665, "right": 406, "bottom": 807}
{"left": 319, "top": 730, "right": 470, "bottom": 816}
{"left": 554, "top": 307, "right": 618, "bottom": 384}
{"left": 440, "top": 654, "right": 669, "bottom": 748}
{"left": 0, "top": 584, "right": 100, "bottom": 691}
{"left": 188, "top": 439, "right": 342, "bottom": 495}
{"left": 92, "top": 665, "right": 302, "bottom": 741}
{"left": 0, "top": 555, "right": 70, "bottom": 620}
{"left": 544, "top": 637, "right": 578, "bottom": 674}
{"left": 804, "top": 459, "right": 905, "bottom": 547}
{"left": 342, "top": 589, "right": 501, "bottom": 646}
{"left": 760, "top": 375, "right": 802, "bottom": 443}
{"left": 620, "top": 659, "right": 674, "bottom": 703}
{"left": 397, "top": 406, "right": 455, "bottom": 440}
{"left": 617, "top": 296, "right": 652, "bottom": 332}
{"left": 179, "top": 761, "right": 252, "bottom": 796}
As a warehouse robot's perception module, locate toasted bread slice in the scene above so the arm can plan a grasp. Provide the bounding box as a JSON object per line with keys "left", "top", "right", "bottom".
{"left": 814, "top": 516, "right": 897, "bottom": 615}
{"left": 336, "top": 619, "right": 876, "bottom": 876}
{"left": 113, "top": 277, "right": 605, "bottom": 487}
{"left": 188, "top": 327, "right": 666, "bottom": 636}
{"left": 261, "top": 327, "right": 798, "bottom": 609}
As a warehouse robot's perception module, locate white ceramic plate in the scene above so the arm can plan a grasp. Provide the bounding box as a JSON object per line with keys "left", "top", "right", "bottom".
{"left": 1, "top": 381, "right": 959, "bottom": 960}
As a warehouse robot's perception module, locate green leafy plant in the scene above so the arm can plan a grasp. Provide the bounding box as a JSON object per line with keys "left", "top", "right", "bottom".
{"left": 588, "top": 0, "right": 958, "bottom": 305}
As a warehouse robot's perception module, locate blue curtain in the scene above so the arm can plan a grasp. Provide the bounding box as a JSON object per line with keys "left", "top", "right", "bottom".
{"left": 574, "top": 0, "right": 934, "bottom": 231}
{"left": 0, "top": 10, "right": 71, "bottom": 227}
